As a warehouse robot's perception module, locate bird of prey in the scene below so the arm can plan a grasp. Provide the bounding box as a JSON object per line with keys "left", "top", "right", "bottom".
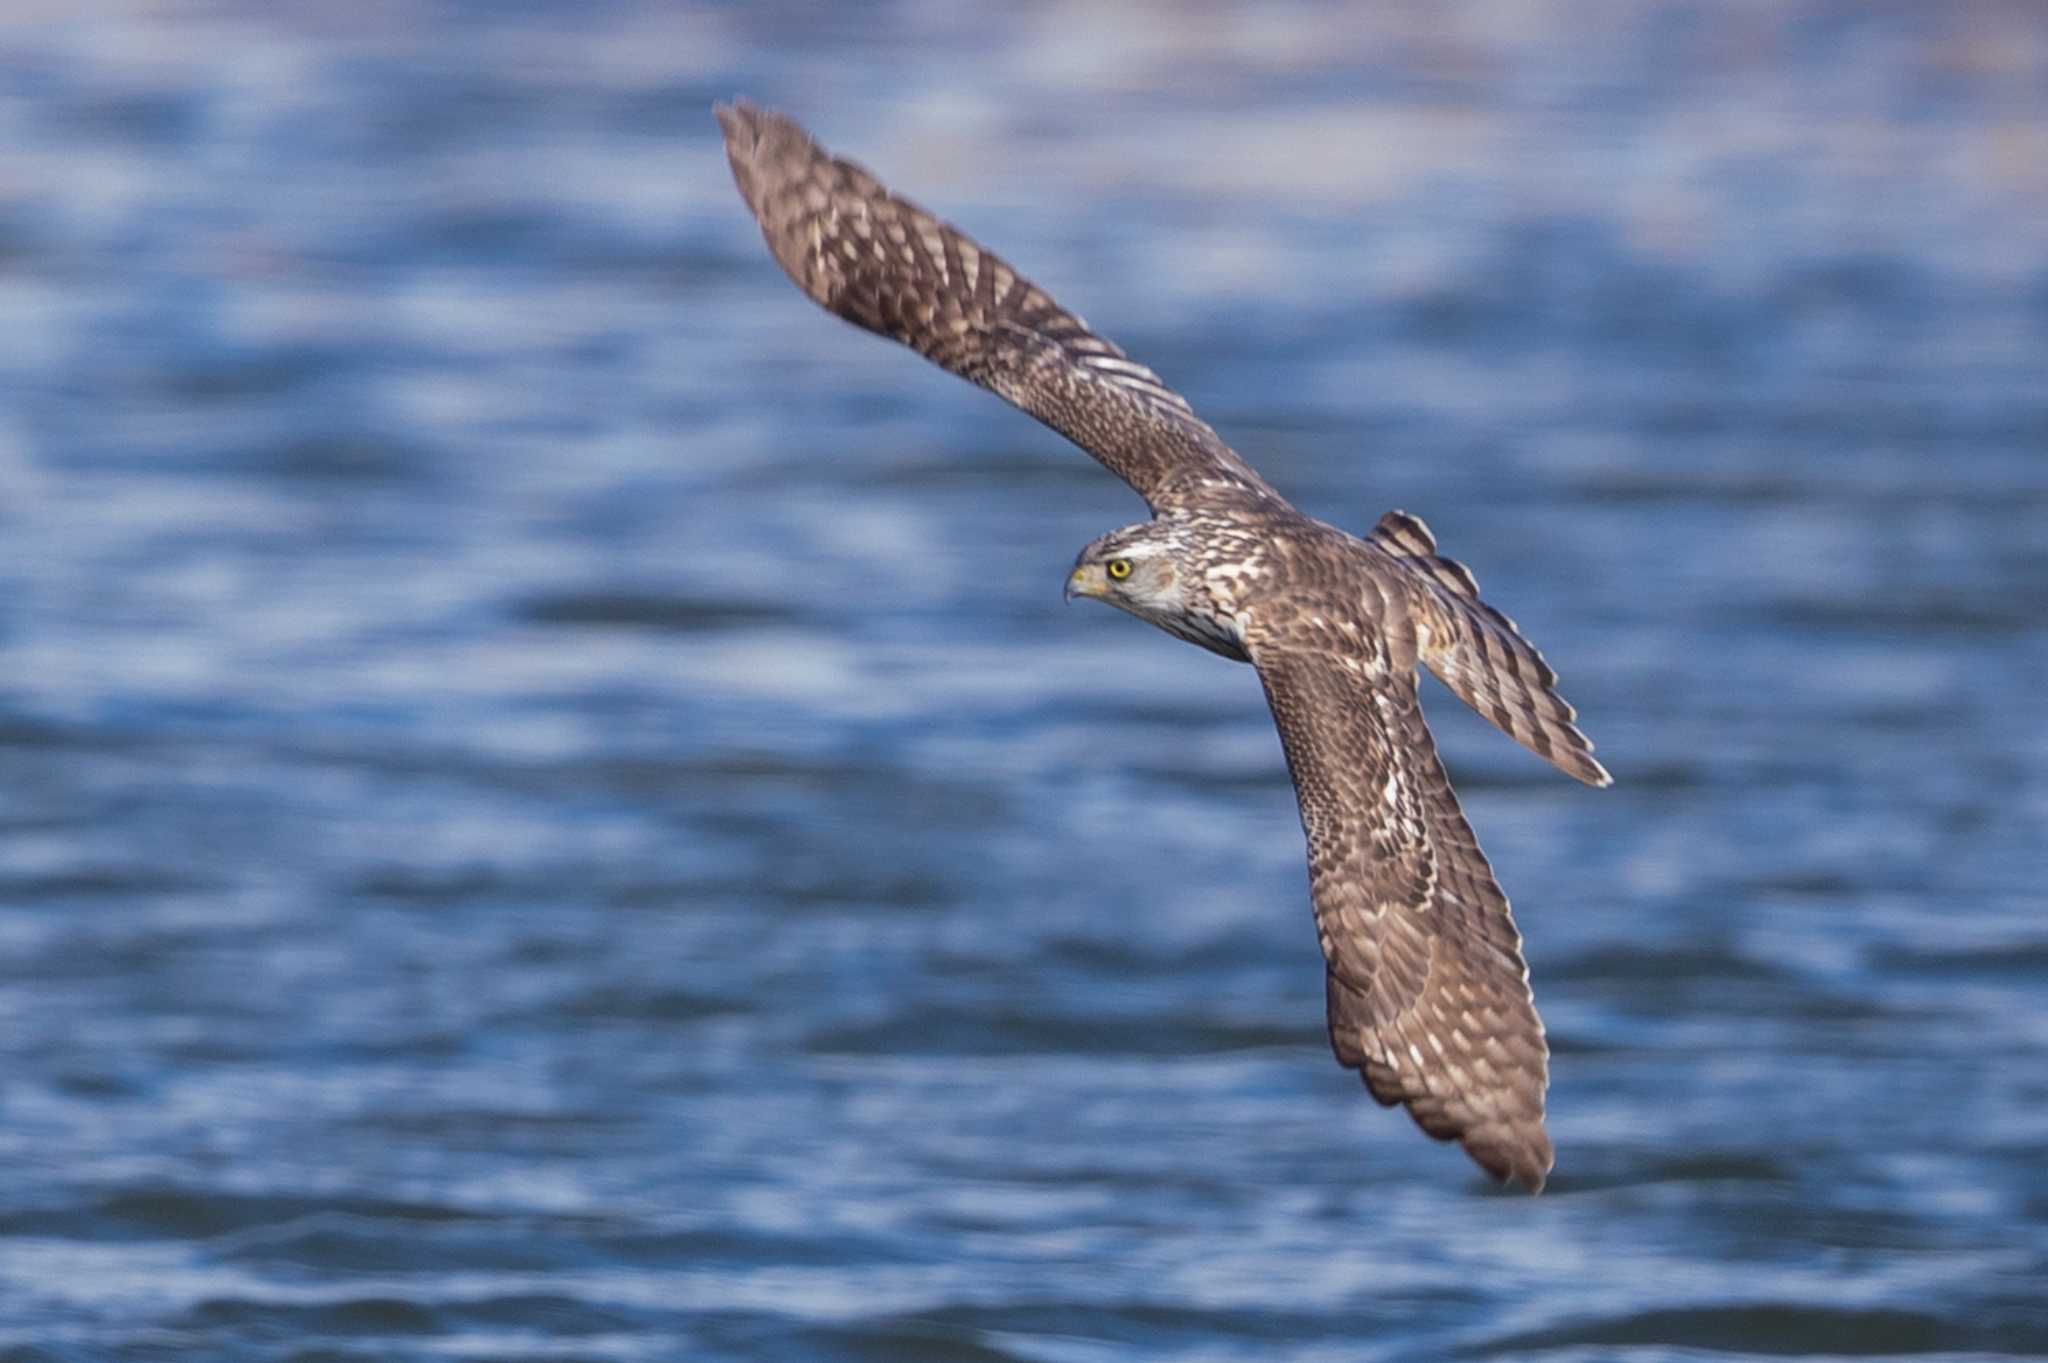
{"left": 717, "top": 102, "right": 1610, "bottom": 1192}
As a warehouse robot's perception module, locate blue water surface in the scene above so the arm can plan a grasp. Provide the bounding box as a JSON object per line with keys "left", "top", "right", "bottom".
{"left": 1, "top": 4, "right": 2045, "bottom": 1360}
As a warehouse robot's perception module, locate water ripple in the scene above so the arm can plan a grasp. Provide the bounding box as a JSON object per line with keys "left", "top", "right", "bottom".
{"left": 1, "top": 3, "right": 2044, "bottom": 1360}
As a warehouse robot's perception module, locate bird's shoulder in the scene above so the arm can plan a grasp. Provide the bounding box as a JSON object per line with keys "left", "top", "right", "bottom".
{"left": 1181, "top": 511, "right": 1415, "bottom": 661}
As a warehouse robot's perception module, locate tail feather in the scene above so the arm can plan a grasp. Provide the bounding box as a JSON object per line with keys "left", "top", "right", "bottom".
{"left": 1370, "top": 511, "right": 1611, "bottom": 788}
{"left": 1368, "top": 509, "right": 1481, "bottom": 600}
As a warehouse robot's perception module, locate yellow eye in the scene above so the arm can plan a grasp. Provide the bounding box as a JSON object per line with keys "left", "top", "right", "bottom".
{"left": 1106, "top": 558, "right": 1133, "bottom": 581}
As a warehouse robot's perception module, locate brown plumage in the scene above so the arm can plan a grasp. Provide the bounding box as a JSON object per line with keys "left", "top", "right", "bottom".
{"left": 717, "top": 101, "right": 1611, "bottom": 1192}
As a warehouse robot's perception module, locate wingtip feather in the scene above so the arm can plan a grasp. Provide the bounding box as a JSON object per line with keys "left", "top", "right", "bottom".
{"left": 714, "top": 99, "right": 811, "bottom": 190}
{"left": 711, "top": 98, "right": 751, "bottom": 147}
{"left": 1465, "top": 1123, "right": 1554, "bottom": 1193}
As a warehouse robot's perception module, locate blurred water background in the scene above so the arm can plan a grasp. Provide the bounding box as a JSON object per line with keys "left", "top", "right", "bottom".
{"left": 2, "top": 3, "right": 2045, "bottom": 1359}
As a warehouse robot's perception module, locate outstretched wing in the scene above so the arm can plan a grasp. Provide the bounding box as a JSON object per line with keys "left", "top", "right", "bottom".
{"left": 1248, "top": 619, "right": 1554, "bottom": 1191}
{"left": 715, "top": 101, "right": 1274, "bottom": 513}
{"left": 1368, "top": 510, "right": 1611, "bottom": 788}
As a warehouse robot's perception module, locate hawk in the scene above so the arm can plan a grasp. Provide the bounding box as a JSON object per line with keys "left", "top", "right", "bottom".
{"left": 717, "top": 102, "right": 1610, "bottom": 1191}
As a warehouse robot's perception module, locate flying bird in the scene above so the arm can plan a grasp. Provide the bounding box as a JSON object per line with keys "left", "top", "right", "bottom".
{"left": 716, "top": 102, "right": 1610, "bottom": 1192}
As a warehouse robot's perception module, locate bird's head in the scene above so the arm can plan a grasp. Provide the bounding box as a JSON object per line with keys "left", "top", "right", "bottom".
{"left": 1066, "top": 523, "right": 1184, "bottom": 608}
{"left": 1065, "top": 522, "right": 1248, "bottom": 660}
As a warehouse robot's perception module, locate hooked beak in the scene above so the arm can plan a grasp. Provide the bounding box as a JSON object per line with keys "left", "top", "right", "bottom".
{"left": 1065, "top": 563, "right": 1106, "bottom": 602}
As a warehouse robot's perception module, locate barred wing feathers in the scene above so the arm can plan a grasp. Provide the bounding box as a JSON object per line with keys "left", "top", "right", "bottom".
{"left": 716, "top": 102, "right": 1272, "bottom": 512}
{"left": 1249, "top": 621, "right": 1554, "bottom": 1191}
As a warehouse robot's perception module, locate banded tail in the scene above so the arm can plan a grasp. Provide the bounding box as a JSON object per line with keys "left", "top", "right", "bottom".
{"left": 1369, "top": 511, "right": 1611, "bottom": 788}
